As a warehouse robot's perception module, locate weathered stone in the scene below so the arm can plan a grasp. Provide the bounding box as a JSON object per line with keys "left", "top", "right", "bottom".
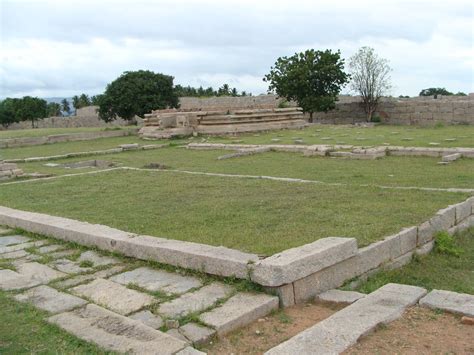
{"left": 129, "top": 310, "right": 163, "bottom": 329}
{"left": 37, "top": 244, "right": 64, "bottom": 253}
{"left": 119, "top": 143, "right": 140, "bottom": 150}
{"left": 48, "top": 304, "right": 188, "bottom": 354}
{"left": 180, "top": 323, "right": 215, "bottom": 346}
{"left": 383, "top": 252, "right": 414, "bottom": 270}
{"left": 14, "top": 285, "right": 87, "bottom": 313}
{"left": 266, "top": 283, "right": 426, "bottom": 354}
{"left": 0, "top": 240, "right": 46, "bottom": 254}
{"left": 251, "top": 237, "right": 358, "bottom": 287}
{"left": 54, "top": 265, "right": 126, "bottom": 288}
{"left": 0, "top": 262, "right": 66, "bottom": 290}
{"left": 110, "top": 267, "right": 202, "bottom": 295}
{"left": 429, "top": 205, "right": 456, "bottom": 231}
{"left": 71, "top": 278, "right": 155, "bottom": 315}
{"left": 0, "top": 249, "right": 29, "bottom": 259}
{"left": 417, "top": 221, "right": 435, "bottom": 246}
{"left": 455, "top": 200, "right": 472, "bottom": 224}
{"left": 448, "top": 215, "right": 474, "bottom": 235}
{"left": 416, "top": 241, "right": 434, "bottom": 256}
{"left": 264, "top": 283, "right": 295, "bottom": 307}
{"left": 49, "top": 250, "right": 77, "bottom": 259}
{"left": 397, "top": 226, "right": 418, "bottom": 254}
{"left": 175, "top": 347, "right": 206, "bottom": 355}
{"left": 159, "top": 283, "right": 233, "bottom": 318}
{"left": 442, "top": 153, "right": 461, "bottom": 162}
{"left": 52, "top": 259, "right": 94, "bottom": 274}
{"left": 165, "top": 319, "right": 180, "bottom": 329}
{"left": 317, "top": 289, "right": 365, "bottom": 304}
{"left": 420, "top": 290, "right": 474, "bottom": 317}
{"left": 0, "top": 226, "right": 14, "bottom": 235}
{"left": 77, "top": 250, "right": 119, "bottom": 266}
{"left": 200, "top": 293, "right": 279, "bottom": 336}
{"left": 166, "top": 329, "right": 190, "bottom": 344}
{"left": 0, "top": 235, "right": 30, "bottom": 246}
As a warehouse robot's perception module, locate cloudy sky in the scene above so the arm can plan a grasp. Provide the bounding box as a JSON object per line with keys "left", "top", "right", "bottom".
{"left": 1, "top": 0, "right": 473, "bottom": 98}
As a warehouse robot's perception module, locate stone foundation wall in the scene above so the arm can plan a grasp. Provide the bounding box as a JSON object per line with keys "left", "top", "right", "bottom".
{"left": 0, "top": 162, "right": 23, "bottom": 180}
{"left": 179, "top": 95, "right": 285, "bottom": 111}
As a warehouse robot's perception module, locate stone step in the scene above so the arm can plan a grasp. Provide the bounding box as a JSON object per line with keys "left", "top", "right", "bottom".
{"left": 317, "top": 289, "right": 366, "bottom": 304}
{"left": 109, "top": 267, "right": 202, "bottom": 295}
{"left": 158, "top": 282, "right": 234, "bottom": 319}
{"left": 48, "top": 304, "right": 188, "bottom": 354}
{"left": 14, "top": 285, "right": 87, "bottom": 314}
{"left": 0, "top": 235, "right": 30, "bottom": 246}
{"left": 71, "top": 278, "right": 156, "bottom": 315}
{"left": 199, "top": 292, "right": 279, "bottom": 336}
{"left": 420, "top": 289, "right": 474, "bottom": 317}
{"left": 265, "top": 283, "right": 427, "bottom": 354}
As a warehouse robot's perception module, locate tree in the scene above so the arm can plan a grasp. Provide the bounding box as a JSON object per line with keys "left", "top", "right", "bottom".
{"left": 79, "top": 94, "right": 91, "bottom": 107}
{"left": 90, "top": 94, "right": 104, "bottom": 105}
{"left": 0, "top": 98, "right": 20, "bottom": 128}
{"left": 419, "top": 88, "right": 453, "bottom": 97}
{"left": 72, "top": 95, "right": 80, "bottom": 111}
{"left": 15, "top": 96, "right": 48, "bottom": 128}
{"left": 98, "top": 70, "right": 179, "bottom": 123}
{"left": 264, "top": 49, "right": 349, "bottom": 122}
{"left": 47, "top": 102, "right": 61, "bottom": 117}
{"left": 455, "top": 92, "right": 467, "bottom": 96}
{"left": 348, "top": 47, "right": 392, "bottom": 122}
{"left": 61, "top": 98, "right": 70, "bottom": 114}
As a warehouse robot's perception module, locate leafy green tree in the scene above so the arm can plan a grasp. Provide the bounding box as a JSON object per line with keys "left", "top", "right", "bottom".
{"left": 419, "top": 88, "right": 453, "bottom": 97}
{"left": 349, "top": 47, "right": 392, "bottom": 122}
{"left": 61, "top": 98, "right": 70, "bottom": 114}
{"left": 217, "top": 84, "right": 231, "bottom": 96}
{"left": 47, "top": 102, "right": 61, "bottom": 117}
{"left": 16, "top": 96, "right": 48, "bottom": 128}
{"left": 264, "top": 49, "right": 349, "bottom": 122}
{"left": 79, "top": 94, "right": 91, "bottom": 107}
{"left": 90, "top": 95, "right": 103, "bottom": 105}
{"left": 72, "top": 95, "right": 80, "bottom": 111}
{"left": 0, "top": 98, "right": 20, "bottom": 128}
{"left": 455, "top": 92, "right": 467, "bottom": 96}
{"left": 98, "top": 70, "right": 179, "bottom": 123}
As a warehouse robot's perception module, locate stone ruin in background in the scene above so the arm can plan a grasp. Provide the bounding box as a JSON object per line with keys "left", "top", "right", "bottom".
{"left": 0, "top": 161, "right": 23, "bottom": 181}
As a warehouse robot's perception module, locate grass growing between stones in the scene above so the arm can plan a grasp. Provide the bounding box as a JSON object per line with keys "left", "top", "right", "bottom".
{"left": 0, "top": 169, "right": 469, "bottom": 255}
{"left": 0, "top": 290, "right": 111, "bottom": 354}
{"left": 353, "top": 228, "right": 474, "bottom": 295}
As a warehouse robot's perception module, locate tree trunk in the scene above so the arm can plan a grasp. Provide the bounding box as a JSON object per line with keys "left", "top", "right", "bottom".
{"left": 309, "top": 112, "right": 314, "bottom": 123}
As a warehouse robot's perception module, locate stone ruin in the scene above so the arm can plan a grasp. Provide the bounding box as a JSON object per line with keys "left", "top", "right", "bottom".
{"left": 139, "top": 107, "right": 308, "bottom": 139}
{"left": 0, "top": 161, "right": 23, "bottom": 180}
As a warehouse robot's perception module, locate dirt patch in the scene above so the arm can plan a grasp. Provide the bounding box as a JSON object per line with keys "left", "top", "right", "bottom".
{"left": 345, "top": 306, "right": 474, "bottom": 354}
{"left": 202, "top": 301, "right": 344, "bottom": 355}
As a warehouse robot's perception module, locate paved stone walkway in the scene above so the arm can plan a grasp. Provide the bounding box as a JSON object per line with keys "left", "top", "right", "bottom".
{"left": 0, "top": 229, "right": 278, "bottom": 354}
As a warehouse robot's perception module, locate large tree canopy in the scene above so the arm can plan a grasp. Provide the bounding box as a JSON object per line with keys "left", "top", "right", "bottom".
{"left": 98, "top": 70, "right": 179, "bottom": 122}
{"left": 264, "top": 49, "right": 349, "bottom": 122}
{"left": 419, "top": 87, "right": 466, "bottom": 97}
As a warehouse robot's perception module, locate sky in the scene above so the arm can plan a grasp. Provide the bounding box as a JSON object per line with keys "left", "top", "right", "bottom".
{"left": 1, "top": 0, "right": 473, "bottom": 99}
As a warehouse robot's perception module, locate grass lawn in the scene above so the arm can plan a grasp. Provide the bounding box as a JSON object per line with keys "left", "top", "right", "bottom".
{"left": 16, "top": 147, "right": 474, "bottom": 190}
{"left": 0, "top": 169, "right": 468, "bottom": 255}
{"left": 0, "top": 135, "right": 146, "bottom": 160}
{"left": 205, "top": 124, "right": 474, "bottom": 148}
{"left": 353, "top": 228, "right": 474, "bottom": 295}
{"left": 0, "top": 126, "right": 130, "bottom": 139}
{"left": 0, "top": 291, "right": 110, "bottom": 354}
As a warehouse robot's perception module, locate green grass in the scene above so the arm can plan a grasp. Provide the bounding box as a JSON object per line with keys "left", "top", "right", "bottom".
{"left": 0, "top": 290, "right": 111, "bottom": 354}
{"left": 0, "top": 126, "right": 129, "bottom": 139}
{"left": 0, "top": 135, "right": 147, "bottom": 160}
{"left": 0, "top": 169, "right": 468, "bottom": 255}
{"left": 353, "top": 228, "right": 474, "bottom": 295}
{"left": 16, "top": 147, "right": 474, "bottom": 190}
{"left": 205, "top": 124, "right": 474, "bottom": 147}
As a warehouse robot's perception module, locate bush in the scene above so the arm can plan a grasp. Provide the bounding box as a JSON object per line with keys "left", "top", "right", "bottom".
{"left": 434, "top": 231, "right": 463, "bottom": 257}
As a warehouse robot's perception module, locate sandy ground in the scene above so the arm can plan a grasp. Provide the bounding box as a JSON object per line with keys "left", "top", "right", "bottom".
{"left": 345, "top": 307, "right": 474, "bottom": 355}
{"left": 203, "top": 301, "right": 343, "bottom": 354}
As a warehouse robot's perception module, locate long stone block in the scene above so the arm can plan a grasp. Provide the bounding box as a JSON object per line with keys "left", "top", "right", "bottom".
{"left": 266, "top": 283, "right": 426, "bottom": 354}
{"left": 420, "top": 289, "right": 474, "bottom": 317}
{"left": 200, "top": 293, "right": 279, "bottom": 336}
{"left": 455, "top": 200, "right": 472, "bottom": 224}
{"left": 429, "top": 205, "right": 456, "bottom": 231}
{"left": 251, "top": 237, "right": 357, "bottom": 287}
{"left": 14, "top": 285, "right": 87, "bottom": 313}
{"left": 48, "top": 304, "right": 187, "bottom": 354}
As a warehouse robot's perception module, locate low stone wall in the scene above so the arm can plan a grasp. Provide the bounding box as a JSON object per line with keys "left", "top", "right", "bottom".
{"left": 0, "top": 129, "right": 138, "bottom": 149}
{"left": 0, "top": 162, "right": 23, "bottom": 180}
{"left": 179, "top": 95, "right": 285, "bottom": 111}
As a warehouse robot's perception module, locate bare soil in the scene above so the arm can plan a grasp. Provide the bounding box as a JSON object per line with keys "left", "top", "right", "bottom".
{"left": 345, "top": 307, "right": 474, "bottom": 355}
{"left": 202, "top": 301, "right": 344, "bottom": 354}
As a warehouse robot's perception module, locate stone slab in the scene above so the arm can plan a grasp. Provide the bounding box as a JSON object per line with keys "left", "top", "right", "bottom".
{"left": 176, "top": 347, "right": 206, "bottom": 355}
{"left": 37, "top": 244, "right": 65, "bottom": 253}
{"left": 77, "top": 250, "right": 119, "bottom": 266}
{"left": 48, "top": 304, "right": 187, "bottom": 354}
{"left": 110, "top": 267, "right": 202, "bottom": 295}
{"left": 167, "top": 329, "right": 190, "bottom": 344}
{"left": 71, "top": 278, "right": 155, "bottom": 315}
{"left": 455, "top": 200, "right": 472, "bottom": 224}
{"left": 0, "top": 249, "right": 29, "bottom": 259}
{"left": 265, "top": 283, "right": 295, "bottom": 307}
{"left": 200, "top": 293, "right": 279, "bottom": 336}
{"left": 179, "top": 322, "right": 216, "bottom": 346}
{"left": 0, "top": 235, "right": 30, "bottom": 246}
{"left": 159, "top": 282, "right": 233, "bottom": 318}
{"left": 129, "top": 310, "right": 164, "bottom": 329}
{"left": 317, "top": 289, "right": 365, "bottom": 304}
{"left": 251, "top": 237, "right": 358, "bottom": 286}
{"left": 0, "top": 226, "right": 14, "bottom": 235}
{"left": 419, "top": 289, "right": 474, "bottom": 317}
{"left": 0, "top": 262, "right": 66, "bottom": 290}
{"left": 52, "top": 259, "right": 94, "bottom": 274}
{"left": 266, "top": 283, "right": 426, "bottom": 354}
{"left": 14, "top": 285, "right": 87, "bottom": 313}
{"left": 54, "top": 265, "right": 126, "bottom": 289}
{"left": 0, "top": 240, "right": 46, "bottom": 254}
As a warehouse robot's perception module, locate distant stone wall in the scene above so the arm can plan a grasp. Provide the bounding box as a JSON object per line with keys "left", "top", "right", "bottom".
{"left": 179, "top": 95, "right": 285, "bottom": 111}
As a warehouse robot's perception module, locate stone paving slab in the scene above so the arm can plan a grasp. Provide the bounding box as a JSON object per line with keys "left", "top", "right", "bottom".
{"left": 200, "top": 292, "right": 279, "bottom": 336}
{"left": 159, "top": 282, "right": 234, "bottom": 319}
{"left": 317, "top": 289, "right": 366, "bottom": 304}
{"left": 14, "top": 285, "right": 87, "bottom": 314}
{"left": 0, "top": 249, "right": 29, "bottom": 259}
{"left": 37, "top": 244, "right": 65, "bottom": 253}
{"left": 179, "top": 322, "right": 216, "bottom": 346}
{"left": 77, "top": 250, "right": 119, "bottom": 266}
{"left": 0, "top": 262, "right": 66, "bottom": 290}
{"left": 176, "top": 347, "right": 206, "bottom": 355}
{"left": 109, "top": 267, "right": 202, "bottom": 295}
{"left": 48, "top": 304, "right": 188, "bottom": 354}
{"left": 52, "top": 258, "right": 94, "bottom": 274}
{"left": 167, "top": 329, "right": 190, "bottom": 344}
{"left": 71, "top": 278, "right": 155, "bottom": 315}
{"left": 0, "top": 226, "right": 14, "bottom": 235}
{"left": 265, "top": 283, "right": 427, "bottom": 354}
{"left": 48, "top": 250, "right": 77, "bottom": 259}
{"left": 53, "top": 265, "right": 126, "bottom": 289}
{"left": 129, "top": 310, "right": 164, "bottom": 329}
{"left": 419, "top": 289, "right": 474, "bottom": 317}
{"left": 0, "top": 235, "right": 30, "bottom": 246}
{"left": 0, "top": 240, "right": 46, "bottom": 254}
